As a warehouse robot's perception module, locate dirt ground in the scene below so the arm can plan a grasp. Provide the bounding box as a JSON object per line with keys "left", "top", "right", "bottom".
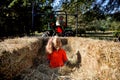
{"left": 1, "top": 37, "right": 120, "bottom": 80}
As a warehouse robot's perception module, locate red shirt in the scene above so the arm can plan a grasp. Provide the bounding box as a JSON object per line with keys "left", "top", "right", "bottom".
{"left": 56, "top": 26, "right": 63, "bottom": 33}
{"left": 47, "top": 48, "right": 68, "bottom": 68}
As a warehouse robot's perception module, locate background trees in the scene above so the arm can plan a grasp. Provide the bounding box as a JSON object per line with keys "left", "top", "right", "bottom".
{"left": 0, "top": 0, "right": 120, "bottom": 37}
{"left": 0, "top": 0, "right": 54, "bottom": 37}
{"left": 62, "top": 0, "right": 120, "bottom": 33}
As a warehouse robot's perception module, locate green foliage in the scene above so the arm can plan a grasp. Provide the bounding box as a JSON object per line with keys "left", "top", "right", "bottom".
{"left": 8, "top": 0, "right": 18, "bottom": 8}
{"left": 61, "top": 0, "right": 120, "bottom": 34}
{"left": 1, "top": 0, "right": 120, "bottom": 37}
{"left": 113, "top": 31, "right": 120, "bottom": 37}
{"left": 0, "top": 0, "right": 54, "bottom": 36}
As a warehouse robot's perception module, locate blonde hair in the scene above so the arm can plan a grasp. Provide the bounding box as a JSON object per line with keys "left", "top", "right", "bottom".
{"left": 46, "top": 36, "right": 62, "bottom": 54}
{"left": 52, "top": 36, "right": 62, "bottom": 47}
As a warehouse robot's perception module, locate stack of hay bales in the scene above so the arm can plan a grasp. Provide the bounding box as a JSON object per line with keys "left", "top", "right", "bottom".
{"left": 0, "top": 37, "right": 42, "bottom": 79}
{"left": 0, "top": 37, "right": 120, "bottom": 80}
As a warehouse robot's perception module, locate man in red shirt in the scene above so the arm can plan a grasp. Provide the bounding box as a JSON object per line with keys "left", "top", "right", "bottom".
{"left": 46, "top": 36, "right": 68, "bottom": 68}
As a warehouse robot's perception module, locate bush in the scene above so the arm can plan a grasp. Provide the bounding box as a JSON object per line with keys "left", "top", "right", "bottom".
{"left": 113, "top": 31, "right": 120, "bottom": 37}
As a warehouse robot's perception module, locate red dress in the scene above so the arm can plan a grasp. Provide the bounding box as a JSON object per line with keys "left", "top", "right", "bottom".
{"left": 47, "top": 48, "right": 68, "bottom": 68}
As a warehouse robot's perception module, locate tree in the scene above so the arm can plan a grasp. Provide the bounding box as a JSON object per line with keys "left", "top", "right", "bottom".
{"left": 61, "top": 0, "right": 120, "bottom": 33}
{"left": 0, "top": 0, "right": 54, "bottom": 37}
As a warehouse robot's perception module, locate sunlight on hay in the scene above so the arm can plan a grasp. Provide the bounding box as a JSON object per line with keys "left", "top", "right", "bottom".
{"left": 21, "top": 37, "right": 120, "bottom": 80}
{"left": 0, "top": 37, "right": 120, "bottom": 80}
{"left": 65, "top": 37, "right": 120, "bottom": 80}
{"left": 0, "top": 37, "right": 39, "bottom": 55}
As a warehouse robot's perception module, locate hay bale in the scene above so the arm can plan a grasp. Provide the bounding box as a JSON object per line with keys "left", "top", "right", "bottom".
{"left": 0, "top": 37, "right": 120, "bottom": 80}
{"left": 0, "top": 37, "right": 43, "bottom": 79}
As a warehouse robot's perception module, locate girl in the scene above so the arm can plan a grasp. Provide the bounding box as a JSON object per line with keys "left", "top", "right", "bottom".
{"left": 46, "top": 36, "right": 68, "bottom": 68}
